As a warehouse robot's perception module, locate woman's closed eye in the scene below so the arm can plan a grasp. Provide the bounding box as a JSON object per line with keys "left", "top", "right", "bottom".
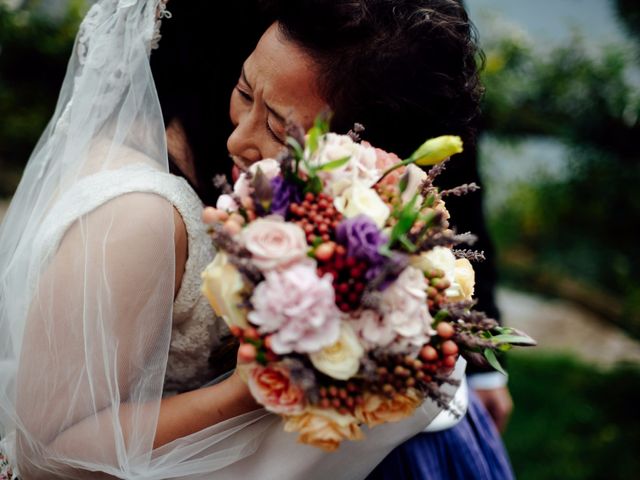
{"left": 236, "top": 85, "right": 253, "bottom": 102}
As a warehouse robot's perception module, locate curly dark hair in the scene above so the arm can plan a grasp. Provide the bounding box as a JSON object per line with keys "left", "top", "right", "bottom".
{"left": 263, "top": 0, "right": 484, "bottom": 157}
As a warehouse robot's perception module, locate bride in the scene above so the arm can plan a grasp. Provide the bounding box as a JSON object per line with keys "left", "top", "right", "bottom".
{"left": 0, "top": 0, "right": 503, "bottom": 478}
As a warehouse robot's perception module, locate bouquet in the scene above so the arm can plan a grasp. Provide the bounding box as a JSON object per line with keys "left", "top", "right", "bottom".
{"left": 201, "top": 118, "right": 535, "bottom": 451}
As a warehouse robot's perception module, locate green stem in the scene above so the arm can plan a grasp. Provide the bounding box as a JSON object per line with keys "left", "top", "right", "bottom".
{"left": 376, "top": 156, "right": 415, "bottom": 185}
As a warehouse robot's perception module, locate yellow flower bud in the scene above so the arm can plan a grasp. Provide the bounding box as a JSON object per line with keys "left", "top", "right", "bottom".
{"left": 411, "top": 135, "right": 463, "bottom": 166}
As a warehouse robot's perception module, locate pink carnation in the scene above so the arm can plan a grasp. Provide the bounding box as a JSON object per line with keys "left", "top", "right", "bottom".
{"left": 249, "top": 262, "right": 341, "bottom": 354}
{"left": 350, "top": 309, "right": 395, "bottom": 349}
{"left": 374, "top": 147, "right": 405, "bottom": 187}
{"left": 380, "top": 266, "right": 434, "bottom": 350}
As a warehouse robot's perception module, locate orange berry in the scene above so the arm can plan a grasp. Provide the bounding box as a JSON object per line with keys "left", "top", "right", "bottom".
{"left": 441, "top": 340, "right": 459, "bottom": 356}
{"left": 420, "top": 345, "right": 438, "bottom": 362}
{"left": 436, "top": 322, "right": 455, "bottom": 339}
{"left": 238, "top": 343, "right": 257, "bottom": 363}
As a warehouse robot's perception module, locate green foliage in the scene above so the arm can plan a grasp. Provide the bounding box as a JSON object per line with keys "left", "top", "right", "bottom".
{"left": 481, "top": 27, "right": 640, "bottom": 336}
{"left": 505, "top": 353, "right": 640, "bottom": 480}
{"left": 0, "top": 1, "right": 84, "bottom": 195}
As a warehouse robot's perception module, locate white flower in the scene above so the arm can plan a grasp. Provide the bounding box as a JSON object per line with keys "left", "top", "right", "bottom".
{"left": 216, "top": 194, "right": 239, "bottom": 212}
{"left": 233, "top": 158, "right": 281, "bottom": 199}
{"left": 334, "top": 182, "right": 390, "bottom": 228}
{"left": 201, "top": 252, "right": 247, "bottom": 328}
{"left": 304, "top": 133, "right": 380, "bottom": 197}
{"left": 400, "top": 164, "right": 428, "bottom": 205}
{"left": 309, "top": 322, "right": 364, "bottom": 380}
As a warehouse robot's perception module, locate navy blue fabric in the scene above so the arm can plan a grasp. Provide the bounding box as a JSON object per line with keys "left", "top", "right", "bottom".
{"left": 367, "top": 390, "right": 515, "bottom": 480}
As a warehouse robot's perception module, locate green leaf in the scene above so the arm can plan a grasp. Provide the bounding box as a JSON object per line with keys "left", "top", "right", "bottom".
{"left": 434, "top": 310, "right": 450, "bottom": 322}
{"left": 490, "top": 333, "right": 537, "bottom": 346}
{"left": 483, "top": 348, "right": 507, "bottom": 375}
{"left": 304, "top": 176, "right": 323, "bottom": 195}
{"left": 398, "top": 169, "right": 410, "bottom": 194}
{"left": 389, "top": 194, "right": 420, "bottom": 248}
{"left": 287, "top": 137, "right": 304, "bottom": 160}
{"left": 314, "top": 155, "right": 350, "bottom": 172}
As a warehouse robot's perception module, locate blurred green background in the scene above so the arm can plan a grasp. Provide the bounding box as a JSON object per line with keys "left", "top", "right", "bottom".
{"left": 1, "top": 0, "right": 639, "bottom": 478}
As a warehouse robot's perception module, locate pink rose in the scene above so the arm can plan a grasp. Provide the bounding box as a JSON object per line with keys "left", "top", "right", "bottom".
{"left": 248, "top": 364, "right": 306, "bottom": 415}
{"left": 241, "top": 218, "right": 308, "bottom": 270}
{"left": 249, "top": 262, "right": 341, "bottom": 354}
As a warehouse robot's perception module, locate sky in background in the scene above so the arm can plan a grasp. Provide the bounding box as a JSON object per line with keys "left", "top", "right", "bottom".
{"left": 467, "top": 0, "right": 630, "bottom": 49}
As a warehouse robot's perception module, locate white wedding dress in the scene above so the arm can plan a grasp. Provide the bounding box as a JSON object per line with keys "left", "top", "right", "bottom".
{"left": 0, "top": 2, "right": 464, "bottom": 478}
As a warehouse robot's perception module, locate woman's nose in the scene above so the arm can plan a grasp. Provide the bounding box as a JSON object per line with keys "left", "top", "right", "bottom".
{"left": 227, "top": 114, "right": 262, "bottom": 165}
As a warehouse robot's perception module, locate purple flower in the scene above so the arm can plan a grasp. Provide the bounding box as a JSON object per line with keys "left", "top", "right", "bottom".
{"left": 270, "top": 176, "right": 302, "bottom": 217}
{"left": 336, "top": 215, "right": 387, "bottom": 265}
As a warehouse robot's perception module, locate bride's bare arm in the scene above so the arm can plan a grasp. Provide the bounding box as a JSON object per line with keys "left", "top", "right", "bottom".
{"left": 16, "top": 193, "right": 258, "bottom": 478}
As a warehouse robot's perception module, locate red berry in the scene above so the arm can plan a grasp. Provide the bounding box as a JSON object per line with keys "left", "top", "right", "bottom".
{"left": 320, "top": 398, "right": 331, "bottom": 409}
{"left": 305, "top": 192, "right": 315, "bottom": 202}
{"left": 338, "top": 283, "right": 349, "bottom": 294}
{"left": 442, "top": 354, "right": 457, "bottom": 368}
{"left": 339, "top": 303, "right": 351, "bottom": 312}
{"left": 335, "top": 245, "right": 347, "bottom": 256}
{"left": 346, "top": 257, "right": 357, "bottom": 268}
{"left": 441, "top": 340, "right": 459, "bottom": 356}
{"left": 348, "top": 292, "right": 359, "bottom": 304}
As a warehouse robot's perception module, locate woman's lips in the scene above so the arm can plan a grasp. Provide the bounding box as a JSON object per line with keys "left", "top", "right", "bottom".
{"left": 232, "top": 165, "right": 242, "bottom": 182}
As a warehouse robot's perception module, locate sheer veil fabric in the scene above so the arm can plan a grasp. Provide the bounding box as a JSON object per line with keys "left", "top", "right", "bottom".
{"left": 0, "top": 1, "right": 461, "bottom": 478}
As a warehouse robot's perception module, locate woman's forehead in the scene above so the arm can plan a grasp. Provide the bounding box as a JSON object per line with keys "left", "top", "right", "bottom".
{"left": 244, "top": 23, "right": 327, "bottom": 126}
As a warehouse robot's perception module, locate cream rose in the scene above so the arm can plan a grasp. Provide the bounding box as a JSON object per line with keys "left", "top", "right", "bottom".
{"left": 201, "top": 252, "right": 247, "bottom": 328}
{"left": 400, "top": 163, "right": 428, "bottom": 205}
{"left": 450, "top": 258, "right": 475, "bottom": 301}
{"left": 410, "top": 247, "right": 476, "bottom": 301}
{"left": 309, "top": 322, "right": 364, "bottom": 380}
{"left": 410, "top": 246, "right": 456, "bottom": 279}
{"left": 284, "top": 407, "right": 363, "bottom": 452}
{"left": 334, "top": 182, "right": 390, "bottom": 228}
{"left": 241, "top": 218, "right": 308, "bottom": 270}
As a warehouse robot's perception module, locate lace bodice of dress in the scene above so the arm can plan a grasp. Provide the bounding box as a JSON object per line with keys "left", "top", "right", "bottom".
{"left": 33, "top": 162, "right": 228, "bottom": 394}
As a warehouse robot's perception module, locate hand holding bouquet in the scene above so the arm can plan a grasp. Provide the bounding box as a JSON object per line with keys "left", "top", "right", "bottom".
{"left": 201, "top": 119, "right": 535, "bottom": 451}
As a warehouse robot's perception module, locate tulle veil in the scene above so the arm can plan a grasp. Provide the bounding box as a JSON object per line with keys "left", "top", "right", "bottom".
{"left": 0, "top": 1, "right": 460, "bottom": 478}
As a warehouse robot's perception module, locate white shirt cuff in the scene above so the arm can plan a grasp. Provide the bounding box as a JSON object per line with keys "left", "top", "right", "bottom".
{"left": 467, "top": 371, "right": 508, "bottom": 390}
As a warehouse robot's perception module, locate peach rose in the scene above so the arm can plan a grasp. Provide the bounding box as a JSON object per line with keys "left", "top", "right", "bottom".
{"left": 284, "top": 408, "right": 363, "bottom": 451}
{"left": 354, "top": 389, "right": 422, "bottom": 427}
{"left": 241, "top": 217, "right": 308, "bottom": 270}
{"left": 247, "top": 365, "right": 306, "bottom": 415}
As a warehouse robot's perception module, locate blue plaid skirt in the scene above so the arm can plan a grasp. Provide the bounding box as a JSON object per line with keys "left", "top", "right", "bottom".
{"left": 367, "top": 389, "right": 515, "bottom": 480}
